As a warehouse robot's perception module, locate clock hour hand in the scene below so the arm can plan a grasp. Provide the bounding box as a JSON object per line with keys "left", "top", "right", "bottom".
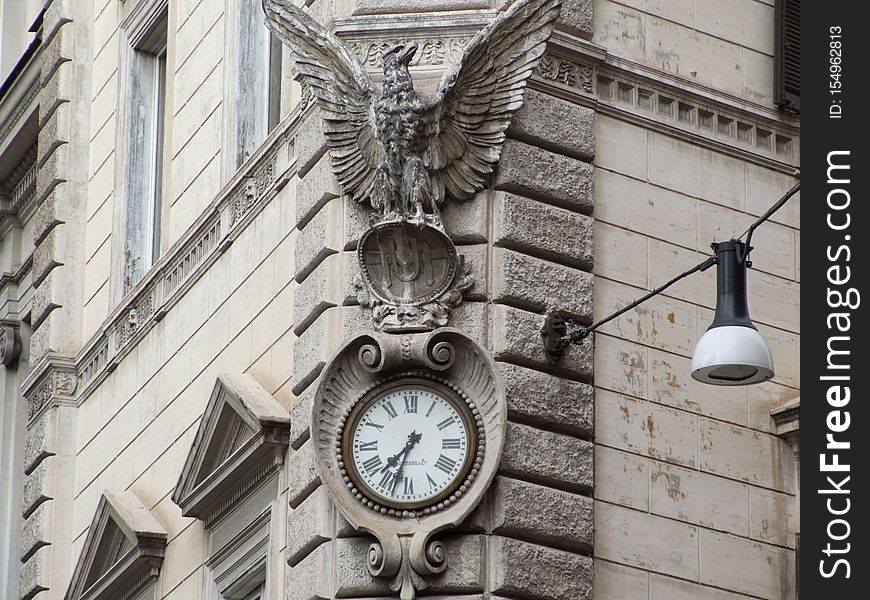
{"left": 380, "top": 430, "right": 422, "bottom": 473}
{"left": 391, "top": 430, "right": 422, "bottom": 495}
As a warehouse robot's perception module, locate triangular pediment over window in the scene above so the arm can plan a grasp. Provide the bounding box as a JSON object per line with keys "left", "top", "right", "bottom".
{"left": 65, "top": 491, "right": 167, "bottom": 600}
{"left": 172, "top": 373, "right": 290, "bottom": 525}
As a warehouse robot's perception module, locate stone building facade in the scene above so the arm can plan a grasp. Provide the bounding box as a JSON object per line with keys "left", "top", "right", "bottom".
{"left": 0, "top": 1, "right": 799, "bottom": 600}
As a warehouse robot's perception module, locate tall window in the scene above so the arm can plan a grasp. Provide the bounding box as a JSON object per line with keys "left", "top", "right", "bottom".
{"left": 235, "top": 0, "right": 283, "bottom": 167}
{"left": 122, "top": 9, "right": 168, "bottom": 294}
{"left": 774, "top": 0, "right": 800, "bottom": 112}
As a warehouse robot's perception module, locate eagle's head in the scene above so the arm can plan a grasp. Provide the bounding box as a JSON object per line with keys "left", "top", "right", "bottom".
{"left": 383, "top": 42, "right": 418, "bottom": 71}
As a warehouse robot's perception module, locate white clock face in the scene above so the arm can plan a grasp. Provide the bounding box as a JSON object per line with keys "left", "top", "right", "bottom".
{"left": 345, "top": 382, "right": 474, "bottom": 509}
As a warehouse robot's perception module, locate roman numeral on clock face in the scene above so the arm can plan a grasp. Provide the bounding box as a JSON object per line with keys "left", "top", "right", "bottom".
{"left": 434, "top": 454, "right": 457, "bottom": 474}
{"left": 427, "top": 473, "right": 438, "bottom": 489}
{"left": 403, "top": 477, "right": 414, "bottom": 495}
{"left": 383, "top": 401, "right": 398, "bottom": 419}
{"left": 362, "top": 455, "right": 383, "bottom": 474}
{"left": 358, "top": 440, "right": 378, "bottom": 452}
{"left": 442, "top": 438, "right": 461, "bottom": 449}
{"left": 436, "top": 416, "right": 455, "bottom": 431}
{"left": 379, "top": 470, "right": 395, "bottom": 489}
{"left": 364, "top": 420, "right": 384, "bottom": 431}
{"left": 404, "top": 395, "right": 418, "bottom": 413}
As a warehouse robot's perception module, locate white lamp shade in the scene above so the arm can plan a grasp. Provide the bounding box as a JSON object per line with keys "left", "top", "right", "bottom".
{"left": 691, "top": 325, "right": 774, "bottom": 385}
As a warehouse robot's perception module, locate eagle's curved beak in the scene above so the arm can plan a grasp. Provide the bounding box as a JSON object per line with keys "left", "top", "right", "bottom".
{"left": 399, "top": 42, "right": 418, "bottom": 65}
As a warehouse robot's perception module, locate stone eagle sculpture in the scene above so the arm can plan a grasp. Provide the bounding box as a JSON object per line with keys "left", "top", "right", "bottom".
{"left": 263, "top": 0, "right": 562, "bottom": 226}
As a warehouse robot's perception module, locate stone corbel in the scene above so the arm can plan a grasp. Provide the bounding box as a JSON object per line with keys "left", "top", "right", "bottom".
{"left": 0, "top": 320, "right": 21, "bottom": 366}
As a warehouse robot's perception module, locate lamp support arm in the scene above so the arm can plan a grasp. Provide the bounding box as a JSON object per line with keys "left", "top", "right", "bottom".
{"left": 541, "top": 255, "right": 717, "bottom": 361}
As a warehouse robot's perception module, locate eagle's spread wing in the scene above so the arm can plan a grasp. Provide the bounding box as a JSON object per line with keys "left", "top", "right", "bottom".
{"left": 263, "top": 0, "right": 382, "bottom": 206}
{"left": 425, "top": 0, "right": 561, "bottom": 203}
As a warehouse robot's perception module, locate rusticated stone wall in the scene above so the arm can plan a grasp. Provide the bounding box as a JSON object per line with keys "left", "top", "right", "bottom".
{"left": 284, "top": 44, "right": 597, "bottom": 600}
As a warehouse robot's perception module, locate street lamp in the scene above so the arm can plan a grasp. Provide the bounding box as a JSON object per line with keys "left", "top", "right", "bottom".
{"left": 541, "top": 182, "right": 800, "bottom": 387}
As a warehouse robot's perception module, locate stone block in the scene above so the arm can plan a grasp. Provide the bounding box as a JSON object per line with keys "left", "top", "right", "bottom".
{"left": 699, "top": 417, "right": 793, "bottom": 492}
{"left": 749, "top": 487, "right": 796, "bottom": 548}
{"left": 457, "top": 244, "right": 488, "bottom": 302}
{"left": 33, "top": 187, "right": 67, "bottom": 246}
{"left": 343, "top": 197, "right": 371, "bottom": 251}
{"left": 495, "top": 139, "right": 593, "bottom": 214}
{"left": 31, "top": 272, "right": 63, "bottom": 330}
{"left": 596, "top": 389, "right": 698, "bottom": 468}
{"left": 352, "top": 0, "right": 490, "bottom": 15}
{"left": 492, "top": 248, "right": 592, "bottom": 320}
{"left": 595, "top": 500, "right": 699, "bottom": 580}
{"left": 441, "top": 195, "right": 489, "bottom": 244}
{"left": 305, "top": 0, "right": 338, "bottom": 27}
{"left": 498, "top": 363, "right": 593, "bottom": 436}
{"left": 287, "top": 487, "right": 335, "bottom": 566}
{"left": 292, "top": 310, "right": 340, "bottom": 395}
{"left": 499, "top": 422, "right": 592, "bottom": 492}
{"left": 32, "top": 227, "right": 65, "bottom": 288}
{"left": 492, "top": 305, "right": 593, "bottom": 380}
{"left": 594, "top": 335, "right": 647, "bottom": 398}
{"left": 286, "top": 541, "right": 331, "bottom": 600}
{"left": 509, "top": 88, "right": 594, "bottom": 159}
{"left": 648, "top": 347, "right": 748, "bottom": 426}
{"left": 294, "top": 200, "right": 341, "bottom": 283}
{"left": 290, "top": 383, "right": 316, "bottom": 450}
{"left": 699, "top": 529, "right": 795, "bottom": 598}
{"left": 557, "top": 0, "right": 593, "bottom": 38}
{"left": 295, "top": 152, "right": 340, "bottom": 229}
{"left": 25, "top": 417, "right": 54, "bottom": 475}
{"left": 494, "top": 192, "right": 593, "bottom": 270}
{"left": 492, "top": 477, "right": 593, "bottom": 551}
{"left": 594, "top": 169, "right": 696, "bottom": 249}
{"left": 295, "top": 112, "right": 329, "bottom": 178}
{"left": 294, "top": 254, "right": 342, "bottom": 336}
{"left": 593, "top": 221, "right": 648, "bottom": 289}
{"left": 594, "top": 115, "right": 648, "bottom": 181}
{"left": 594, "top": 560, "right": 649, "bottom": 600}
{"left": 22, "top": 461, "right": 53, "bottom": 519}
{"left": 334, "top": 537, "right": 393, "bottom": 596}
{"left": 287, "top": 440, "right": 321, "bottom": 509}
{"left": 425, "top": 534, "right": 486, "bottom": 593}
{"left": 650, "top": 461, "right": 749, "bottom": 534}
{"left": 593, "top": 446, "right": 648, "bottom": 511}
{"left": 20, "top": 504, "right": 49, "bottom": 562}
{"left": 19, "top": 546, "right": 49, "bottom": 600}
{"left": 490, "top": 536, "right": 592, "bottom": 600}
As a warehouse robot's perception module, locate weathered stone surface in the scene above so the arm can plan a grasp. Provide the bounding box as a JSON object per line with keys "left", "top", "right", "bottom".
{"left": 458, "top": 244, "right": 488, "bottom": 302}
{"left": 292, "top": 311, "right": 337, "bottom": 395}
{"left": 286, "top": 541, "right": 331, "bottom": 600}
{"left": 19, "top": 546, "right": 49, "bottom": 600}
{"left": 499, "top": 422, "right": 593, "bottom": 492}
{"left": 295, "top": 112, "right": 328, "bottom": 178}
{"left": 287, "top": 440, "right": 321, "bottom": 509}
{"left": 495, "top": 139, "right": 593, "bottom": 214}
{"left": 595, "top": 560, "right": 650, "bottom": 599}
{"left": 22, "top": 461, "right": 52, "bottom": 519}
{"left": 441, "top": 195, "right": 489, "bottom": 244}
{"left": 494, "top": 192, "right": 593, "bottom": 270}
{"left": 699, "top": 529, "right": 795, "bottom": 598}
{"left": 492, "top": 477, "right": 593, "bottom": 551}
{"left": 498, "top": 363, "right": 593, "bottom": 436}
{"left": 343, "top": 197, "right": 370, "bottom": 250}
{"left": 294, "top": 200, "right": 340, "bottom": 283}
{"left": 32, "top": 227, "right": 65, "bottom": 288}
{"left": 305, "top": 0, "right": 337, "bottom": 27}
{"left": 557, "top": 0, "right": 593, "bottom": 38}
{"left": 294, "top": 254, "right": 342, "bottom": 335}
{"left": 490, "top": 536, "right": 592, "bottom": 600}
{"left": 594, "top": 446, "right": 649, "bottom": 511}
{"left": 492, "top": 248, "right": 592, "bottom": 319}
{"left": 492, "top": 305, "right": 593, "bottom": 379}
{"left": 24, "top": 417, "right": 54, "bottom": 475}
{"left": 290, "top": 382, "right": 316, "bottom": 450}
{"left": 334, "top": 537, "right": 394, "bottom": 596}
{"left": 295, "top": 152, "right": 340, "bottom": 229}
{"left": 509, "top": 88, "right": 595, "bottom": 160}
{"left": 353, "top": 0, "right": 490, "bottom": 15}
{"left": 31, "top": 272, "right": 62, "bottom": 330}
{"left": 20, "top": 504, "right": 49, "bottom": 562}
{"left": 287, "top": 487, "right": 334, "bottom": 566}
{"left": 596, "top": 501, "right": 699, "bottom": 580}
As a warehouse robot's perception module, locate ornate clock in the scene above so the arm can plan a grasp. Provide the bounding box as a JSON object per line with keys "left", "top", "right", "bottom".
{"left": 341, "top": 378, "right": 482, "bottom": 515}
{"left": 312, "top": 329, "right": 506, "bottom": 600}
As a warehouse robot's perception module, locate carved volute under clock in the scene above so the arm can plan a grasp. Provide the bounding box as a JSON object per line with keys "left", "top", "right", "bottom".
{"left": 263, "top": 0, "right": 561, "bottom": 597}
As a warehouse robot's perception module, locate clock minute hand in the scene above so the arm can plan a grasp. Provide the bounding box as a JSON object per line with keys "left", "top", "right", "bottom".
{"left": 391, "top": 431, "right": 422, "bottom": 496}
